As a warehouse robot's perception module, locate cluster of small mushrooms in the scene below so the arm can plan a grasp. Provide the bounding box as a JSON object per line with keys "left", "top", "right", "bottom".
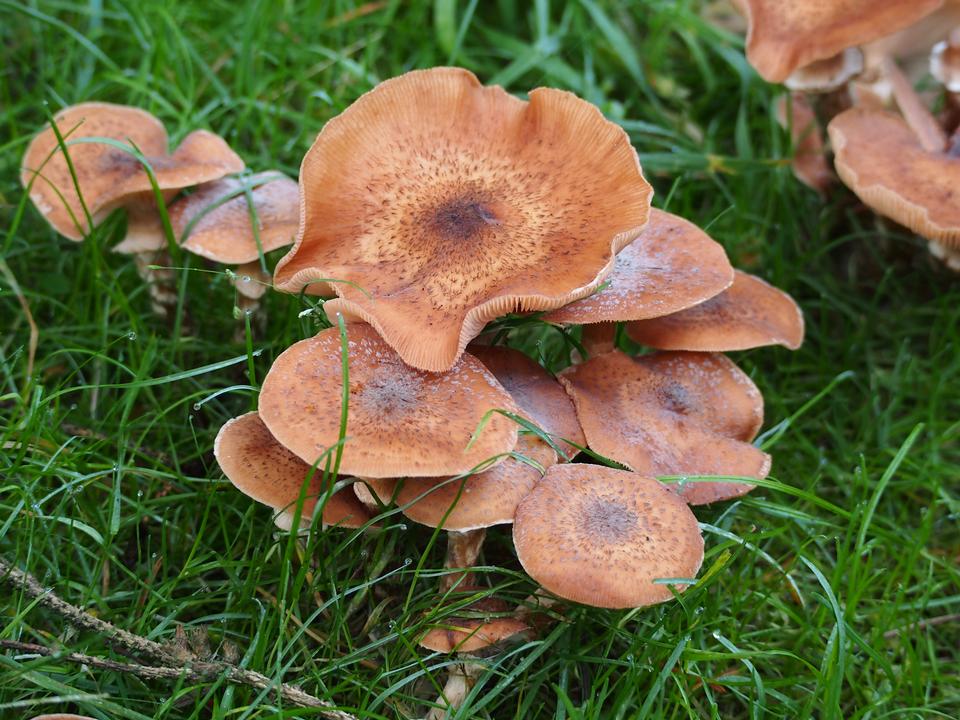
{"left": 23, "top": 67, "right": 805, "bottom": 715}
{"left": 21, "top": 103, "right": 300, "bottom": 321}
{"left": 731, "top": 0, "right": 960, "bottom": 268}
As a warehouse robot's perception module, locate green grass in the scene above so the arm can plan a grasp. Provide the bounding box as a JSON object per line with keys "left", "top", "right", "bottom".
{"left": 2, "top": 1, "right": 959, "bottom": 718}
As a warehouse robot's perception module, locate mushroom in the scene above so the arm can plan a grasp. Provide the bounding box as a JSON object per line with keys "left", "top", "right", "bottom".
{"left": 512, "top": 464, "right": 704, "bottom": 608}
{"left": 20, "top": 102, "right": 244, "bottom": 316}
{"left": 931, "top": 28, "right": 960, "bottom": 138}
{"left": 828, "top": 106, "right": 960, "bottom": 268}
{"left": 274, "top": 67, "right": 653, "bottom": 372}
{"left": 257, "top": 323, "right": 521, "bottom": 478}
{"left": 774, "top": 93, "right": 835, "bottom": 194}
{"left": 558, "top": 350, "right": 769, "bottom": 505}
{"left": 469, "top": 345, "right": 585, "bottom": 460}
{"left": 360, "top": 434, "right": 557, "bottom": 591}
{"left": 741, "top": 0, "right": 943, "bottom": 85}
{"left": 214, "top": 411, "right": 374, "bottom": 530}
{"left": 625, "top": 270, "right": 805, "bottom": 352}
{"left": 542, "top": 208, "right": 734, "bottom": 326}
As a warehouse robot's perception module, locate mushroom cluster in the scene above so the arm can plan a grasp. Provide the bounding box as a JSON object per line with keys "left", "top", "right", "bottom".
{"left": 21, "top": 103, "right": 300, "bottom": 321}
{"left": 734, "top": 1, "right": 960, "bottom": 268}
{"left": 213, "top": 67, "right": 805, "bottom": 674}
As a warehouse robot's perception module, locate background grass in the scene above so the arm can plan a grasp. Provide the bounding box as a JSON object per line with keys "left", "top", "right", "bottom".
{"left": 2, "top": 1, "right": 959, "bottom": 718}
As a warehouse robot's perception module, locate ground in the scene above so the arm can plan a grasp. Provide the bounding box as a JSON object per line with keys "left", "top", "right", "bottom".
{"left": 1, "top": 1, "right": 959, "bottom": 719}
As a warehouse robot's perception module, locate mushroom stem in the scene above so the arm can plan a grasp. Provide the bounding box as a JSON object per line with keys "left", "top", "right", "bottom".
{"left": 425, "top": 661, "right": 483, "bottom": 720}
{"left": 948, "top": 126, "right": 960, "bottom": 158}
{"left": 440, "top": 528, "right": 486, "bottom": 593}
{"left": 576, "top": 323, "right": 617, "bottom": 361}
{"left": 132, "top": 249, "right": 179, "bottom": 318}
{"left": 883, "top": 57, "right": 948, "bottom": 152}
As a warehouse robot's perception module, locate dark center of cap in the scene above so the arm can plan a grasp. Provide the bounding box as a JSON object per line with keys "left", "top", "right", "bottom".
{"left": 430, "top": 196, "right": 501, "bottom": 241}
{"left": 582, "top": 497, "right": 637, "bottom": 543}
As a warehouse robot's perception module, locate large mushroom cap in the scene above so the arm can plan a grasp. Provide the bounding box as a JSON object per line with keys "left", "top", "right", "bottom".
{"left": 214, "top": 412, "right": 373, "bottom": 529}
{"left": 371, "top": 435, "right": 557, "bottom": 532}
{"left": 828, "top": 107, "right": 960, "bottom": 246}
{"left": 258, "top": 323, "right": 520, "bottom": 478}
{"left": 558, "top": 350, "right": 770, "bottom": 505}
{"left": 743, "top": 0, "right": 943, "bottom": 83}
{"left": 21, "top": 103, "right": 243, "bottom": 240}
{"left": 173, "top": 172, "right": 300, "bottom": 263}
{"left": 513, "top": 464, "right": 704, "bottom": 609}
{"left": 469, "top": 345, "right": 585, "bottom": 460}
{"left": 419, "top": 597, "right": 530, "bottom": 653}
{"left": 274, "top": 66, "right": 652, "bottom": 372}
{"left": 625, "top": 270, "right": 805, "bottom": 352}
{"left": 542, "top": 208, "right": 734, "bottom": 325}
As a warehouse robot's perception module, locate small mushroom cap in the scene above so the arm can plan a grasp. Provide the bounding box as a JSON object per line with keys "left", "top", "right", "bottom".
{"left": 214, "top": 412, "right": 374, "bottom": 529}
{"left": 625, "top": 270, "right": 805, "bottom": 352}
{"left": 173, "top": 172, "right": 300, "bottom": 263}
{"left": 931, "top": 38, "right": 960, "bottom": 93}
{"left": 373, "top": 435, "right": 557, "bottom": 532}
{"left": 558, "top": 350, "right": 770, "bottom": 505}
{"left": 774, "top": 94, "right": 834, "bottom": 195}
{"left": 21, "top": 103, "right": 243, "bottom": 240}
{"left": 274, "top": 66, "right": 652, "bottom": 372}
{"left": 419, "top": 597, "right": 530, "bottom": 653}
{"left": 542, "top": 208, "right": 734, "bottom": 325}
{"left": 469, "top": 345, "right": 585, "bottom": 460}
{"left": 743, "top": 0, "right": 942, "bottom": 83}
{"left": 513, "top": 464, "right": 704, "bottom": 608}
{"left": 828, "top": 107, "right": 960, "bottom": 247}
{"left": 258, "top": 323, "right": 520, "bottom": 478}
{"left": 784, "top": 48, "right": 864, "bottom": 92}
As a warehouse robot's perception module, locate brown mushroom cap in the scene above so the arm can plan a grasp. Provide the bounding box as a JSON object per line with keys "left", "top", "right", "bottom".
{"left": 558, "top": 350, "right": 770, "bottom": 505}
{"left": 513, "top": 464, "right": 704, "bottom": 608}
{"left": 214, "top": 412, "right": 373, "bottom": 529}
{"left": 828, "top": 107, "right": 960, "bottom": 246}
{"left": 258, "top": 323, "right": 520, "bottom": 478}
{"left": 274, "top": 67, "right": 652, "bottom": 372}
{"left": 625, "top": 270, "right": 804, "bottom": 352}
{"left": 172, "top": 172, "right": 300, "bottom": 264}
{"left": 371, "top": 435, "right": 557, "bottom": 532}
{"left": 774, "top": 94, "right": 833, "bottom": 195}
{"left": 419, "top": 597, "right": 530, "bottom": 653}
{"left": 469, "top": 345, "right": 585, "bottom": 460}
{"left": 743, "top": 0, "right": 942, "bottom": 83}
{"left": 21, "top": 103, "right": 243, "bottom": 240}
{"left": 542, "top": 208, "right": 734, "bottom": 325}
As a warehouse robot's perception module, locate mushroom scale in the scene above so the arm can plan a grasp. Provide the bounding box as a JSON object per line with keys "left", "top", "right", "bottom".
{"left": 274, "top": 67, "right": 652, "bottom": 372}
{"left": 258, "top": 323, "right": 520, "bottom": 478}
{"left": 828, "top": 107, "right": 960, "bottom": 246}
{"left": 513, "top": 464, "right": 704, "bottom": 608}
{"left": 542, "top": 208, "right": 734, "bottom": 325}
{"left": 214, "top": 412, "right": 373, "bottom": 530}
{"left": 21, "top": 102, "right": 243, "bottom": 240}
{"left": 625, "top": 270, "right": 805, "bottom": 352}
{"left": 469, "top": 345, "right": 585, "bottom": 460}
{"left": 558, "top": 350, "right": 770, "bottom": 505}
{"left": 743, "top": 0, "right": 943, "bottom": 83}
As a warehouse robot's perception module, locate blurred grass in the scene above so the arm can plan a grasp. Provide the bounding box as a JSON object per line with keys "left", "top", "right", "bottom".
{"left": 1, "top": 1, "right": 959, "bottom": 719}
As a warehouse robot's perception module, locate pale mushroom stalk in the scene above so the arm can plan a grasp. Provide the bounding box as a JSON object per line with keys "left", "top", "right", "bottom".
{"left": 440, "top": 528, "right": 487, "bottom": 593}
{"left": 426, "top": 660, "right": 484, "bottom": 720}
{"left": 883, "top": 57, "right": 948, "bottom": 151}
{"left": 231, "top": 260, "right": 271, "bottom": 341}
{"left": 576, "top": 323, "right": 617, "bottom": 360}
{"left": 115, "top": 200, "right": 180, "bottom": 319}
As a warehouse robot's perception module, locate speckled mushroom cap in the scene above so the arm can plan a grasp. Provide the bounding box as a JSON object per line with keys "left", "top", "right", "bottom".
{"left": 542, "top": 208, "right": 734, "bottom": 325}
{"left": 828, "top": 107, "right": 960, "bottom": 246}
{"left": 742, "top": 0, "right": 943, "bottom": 83}
{"left": 625, "top": 271, "right": 805, "bottom": 352}
{"left": 258, "top": 323, "right": 520, "bottom": 478}
{"left": 513, "top": 464, "right": 704, "bottom": 608}
{"left": 558, "top": 350, "right": 770, "bottom": 505}
{"left": 419, "top": 597, "right": 530, "bottom": 653}
{"left": 172, "top": 172, "right": 300, "bottom": 264}
{"left": 214, "top": 412, "right": 373, "bottom": 530}
{"left": 274, "top": 67, "right": 652, "bottom": 372}
{"left": 775, "top": 94, "right": 833, "bottom": 194}
{"left": 20, "top": 102, "right": 244, "bottom": 240}
{"left": 469, "top": 345, "right": 584, "bottom": 460}
{"left": 366, "top": 435, "right": 557, "bottom": 532}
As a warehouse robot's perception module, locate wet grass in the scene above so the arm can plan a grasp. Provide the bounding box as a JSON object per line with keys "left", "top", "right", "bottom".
{"left": 2, "top": 1, "right": 959, "bottom": 718}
